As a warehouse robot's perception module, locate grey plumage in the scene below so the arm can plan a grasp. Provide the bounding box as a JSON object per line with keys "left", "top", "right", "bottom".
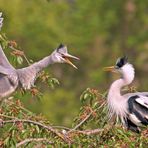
{"left": 0, "top": 13, "right": 79, "bottom": 99}
{"left": 0, "top": 44, "right": 79, "bottom": 99}
{"left": 0, "top": 46, "right": 18, "bottom": 98}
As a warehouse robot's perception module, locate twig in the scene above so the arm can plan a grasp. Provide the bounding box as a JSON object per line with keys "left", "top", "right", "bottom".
{"left": 22, "top": 54, "right": 31, "bottom": 65}
{"left": 0, "top": 114, "right": 16, "bottom": 119}
{"left": 16, "top": 138, "right": 53, "bottom": 147}
{"left": 68, "top": 111, "right": 93, "bottom": 133}
{"left": 6, "top": 99, "right": 33, "bottom": 114}
{"left": 76, "top": 128, "right": 103, "bottom": 135}
{"left": 68, "top": 102, "right": 106, "bottom": 133}
{"left": 0, "top": 117, "right": 69, "bottom": 143}
{"left": 52, "top": 125, "right": 71, "bottom": 130}
{"left": 9, "top": 46, "right": 31, "bottom": 65}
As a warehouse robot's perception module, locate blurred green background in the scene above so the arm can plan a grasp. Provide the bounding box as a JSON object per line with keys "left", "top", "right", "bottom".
{"left": 0, "top": 0, "right": 148, "bottom": 126}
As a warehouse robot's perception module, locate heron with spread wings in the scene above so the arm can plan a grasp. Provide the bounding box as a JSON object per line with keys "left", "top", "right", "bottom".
{"left": 104, "top": 56, "right": 148, "bottom": 133}
{"left": 0, "top": 13, "right": 79, "bottom": 99}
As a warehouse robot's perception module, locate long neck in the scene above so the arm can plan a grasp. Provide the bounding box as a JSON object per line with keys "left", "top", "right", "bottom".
{"left": 108, "top": 78, "right": 125, "bottom": 98}
{"left": 107, "top": 78, "right": 131, "bottom": 120}
{"left": 107, "top": 64, "right": 135, "bottom": 120}
{"left": 31, "top": 54, "right": 55, "bottom": 72}
{"left": 108, "top": 64, "right": 135, "bottom": 98}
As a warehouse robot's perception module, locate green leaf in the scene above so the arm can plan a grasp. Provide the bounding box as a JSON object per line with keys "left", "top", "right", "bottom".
{"left": 17, "top": 56, "right": 23, "bottom": 65}
{"left": 4, "top": 137, "right": 10, "bottom": 146}
{"left": 35, "top": 125, "right": 40, "bottom": 133}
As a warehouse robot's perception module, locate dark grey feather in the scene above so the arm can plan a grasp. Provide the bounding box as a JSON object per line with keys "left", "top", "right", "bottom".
{"left": 115, "top": 56, "right": 128, "bottom": 68}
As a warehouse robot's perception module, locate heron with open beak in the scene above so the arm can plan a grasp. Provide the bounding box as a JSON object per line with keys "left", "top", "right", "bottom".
{"left": 0, "top": 43, "right": 79, "bottom": 99}
{"left": 0, "top": 12, "right": 79, "bottom": 99}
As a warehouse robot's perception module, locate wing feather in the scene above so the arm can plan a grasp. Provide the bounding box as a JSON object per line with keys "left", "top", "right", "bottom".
{"left": 128, "top": 95, "right": 148, "bottom": 125}
{"left": 135, "top": 96, "right": 148, "bottom": 109}
{"left": 0, "top": 45, "right": 14, "bottom": 69}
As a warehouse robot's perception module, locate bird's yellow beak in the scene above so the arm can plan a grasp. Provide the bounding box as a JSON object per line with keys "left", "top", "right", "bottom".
{"left": 103, "top": 66, "right": 118, "bottom": 73}
{"left": 64, "top": 57, "right": 78, "bottom": 69}
{"left": 62, "top": 54, "right": 80, "bottom": 69}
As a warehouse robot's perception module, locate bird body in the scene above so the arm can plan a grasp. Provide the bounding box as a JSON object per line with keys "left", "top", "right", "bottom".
{"left": 105, "top": 57, "right": 148, "bottom": 132}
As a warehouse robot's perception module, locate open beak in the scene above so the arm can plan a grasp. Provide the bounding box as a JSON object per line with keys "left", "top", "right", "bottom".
{"left": 62, "top": 53, "right": 80, "bottom": 69}
{"left": 103, "top": 66, "right": 118, "bottom": 73}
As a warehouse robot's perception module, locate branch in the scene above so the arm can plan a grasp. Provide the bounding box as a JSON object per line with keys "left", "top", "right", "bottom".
{"left": 68, "top": 101, "right": 106, "bottom": 133}
{"left": 68, "top": 111, "right": 93, "bottom": 133}
{"left": 9, "top": 45, "right": 31, "bottom": 65}
{"left": 16, "top": 138, "right": 53, "bottom": 147}
{"left": 76, "top": 128, "right": 103, "bottom": 135}
{"left": 52, "top": 125, "right": 71, "bottom": 130}
{"left": 0, "top": 115, "right": 70, "bottom": 143}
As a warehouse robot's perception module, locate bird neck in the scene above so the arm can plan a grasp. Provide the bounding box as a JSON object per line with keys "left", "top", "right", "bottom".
{"left": 108, "top": 65, "right": 135, "bottom": 98}
{"left": 107, "top": 66, "right": 135, "bottom": 121}
{"left": 107, "top": 78, "right": 129, "bottom": 120}
{"left": 108, "top": 78, "right": 125, "bottom": 97}
{"left": 33, "top": 54, "right": 55, "bottom": 72}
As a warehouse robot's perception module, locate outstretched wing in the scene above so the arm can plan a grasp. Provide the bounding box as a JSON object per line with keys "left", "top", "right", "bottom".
{"left": 0, "top": 13, "right": 14, "bottom": 69}
{"left": 0, "top": 65, "right": 10, "bottom": 75}
{"left": 0, "top": 45, "right": 14, "bottom": 69}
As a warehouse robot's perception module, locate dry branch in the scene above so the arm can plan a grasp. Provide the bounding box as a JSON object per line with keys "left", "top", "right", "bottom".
{"left": 0, "top": 114, "right": 70, "bottom": 143}
{"left": 76, "top": 128, "right": 103, "bottom": 135}
{"left": 16, "top": 138, "right": 53, "bottom": 148}
{"left": 68, "top": 111, "right": 93, "bottom": 133}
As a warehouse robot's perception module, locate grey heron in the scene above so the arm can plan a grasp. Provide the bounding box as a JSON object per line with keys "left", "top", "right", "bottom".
{"left": 0, "top": 43, "right": 79, "bottom": 100}
{"left": 0, "top": 12, "right": 79, "bottom": 99}
{"left": 104, "top": 56, "right": 148, "bottom": 133}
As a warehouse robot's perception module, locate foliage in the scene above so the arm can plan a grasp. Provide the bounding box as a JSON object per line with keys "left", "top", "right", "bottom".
{"left": 0, "top": 0, "right": 148, "bottom": 126}
{"left": 0, "top": 0, "right": 148, "bottom": 147}
{"left": 0, "top": 90, "right": 147, "bottom": 147}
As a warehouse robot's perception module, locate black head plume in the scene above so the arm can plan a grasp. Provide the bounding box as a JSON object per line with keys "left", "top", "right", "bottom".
{"left": 115, "top": 56, "right": 128, "bottom": 68}
{"left": 56, "top": 44, "right": 65, "bottom": 52}
{"left": 57, "top": 43, "right": 64, "bottom": 49}
{"left": 56, "top": 43, "right": 67, "bottom": 54}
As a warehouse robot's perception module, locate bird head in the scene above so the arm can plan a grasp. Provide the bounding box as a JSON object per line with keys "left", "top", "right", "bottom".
{"left": 104, "top": 56, "right": 135, "bottom": 76}
{"left": 0, "top": 12, "right": 3, "bottom": 30}
{"left": 104, "top": 56, "right": 135, "bottom": 83}
{"left": 51, "top": 44, "right": 79, "bottom": 69}
{"left": 104, "top": 56, "right": 128, "bottom": 73}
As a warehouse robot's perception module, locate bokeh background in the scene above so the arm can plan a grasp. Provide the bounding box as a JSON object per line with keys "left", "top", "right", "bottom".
{"left": 0, "top": 0, "right": 148, "bottom": 126}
